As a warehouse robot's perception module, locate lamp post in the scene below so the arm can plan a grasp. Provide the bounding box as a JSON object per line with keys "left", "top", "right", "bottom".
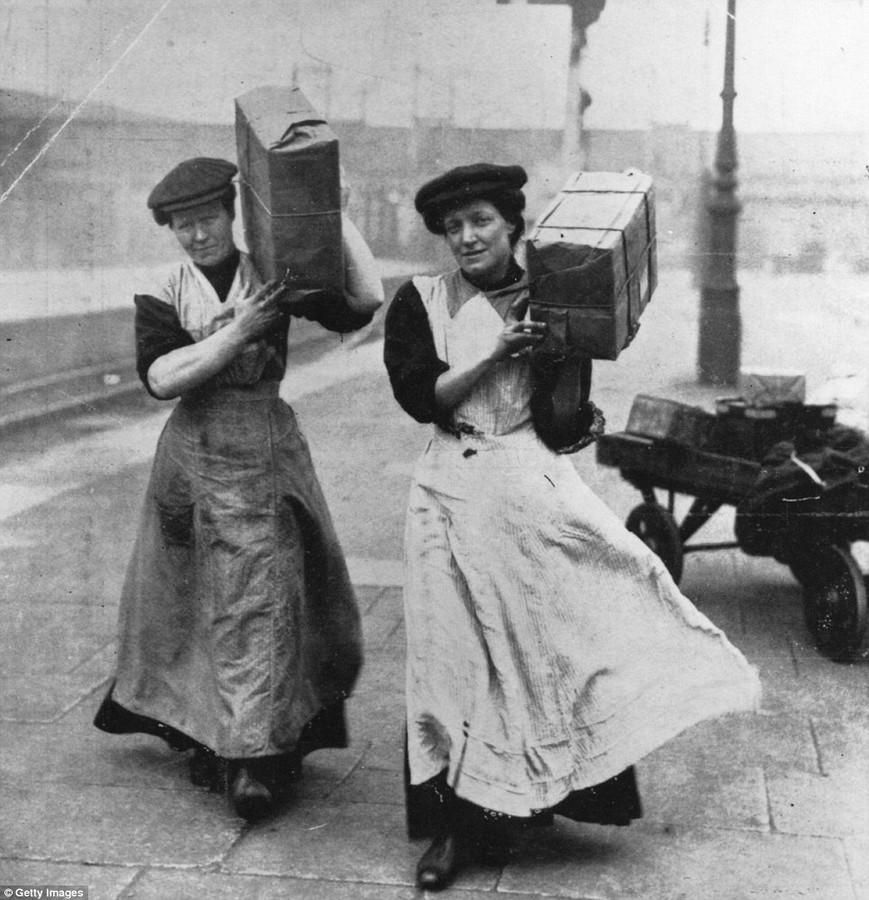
{"left": 698, "top": 0, "right": 741, "bottom": 386}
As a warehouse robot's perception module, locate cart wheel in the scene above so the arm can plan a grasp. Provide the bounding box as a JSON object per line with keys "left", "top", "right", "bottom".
{"left": 626, "top": 502, "right": 684, "bottom": 584}
{"left": 802, "top": 545, "right": 868, "bottom": 660}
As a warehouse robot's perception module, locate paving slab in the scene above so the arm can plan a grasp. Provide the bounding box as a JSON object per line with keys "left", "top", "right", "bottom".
{"left": 121, "top": 868, "right": 544, "bottom": 900}
{"left": 844, "top": 837, "right": 869, "bottom": 899}
{"left": 794, "top": 648, "right": 869, "bottom": 688}
{"left": 501, "top": 820, "right": 855, "bottom": 900}
{"left": 741, "top": 580, "right": 806, "bottom": 629}
{"left": 2, "top": 781, "right": 241, "bottom": 867}
{"left": 637, "top": 757, "right": 770, "bottom": 831}
{"left": 222, "top": 798, "right": 496, "bottom": 889}
{"left": 344, "top": 691, "right": 406, "bottom": 773}
{"left": 732, "top": 625, "right": 800, "bottom": 681}
{"left": 642, "top": 710, "right": 820, "bottom": 777}
{"left": 327, "top": 761, "right": 405, "bottom": 807}
{"left": 767, "top": 770, "right": 869, "bottom": 838}
{"left": 0, "top": 672, "right": 110, "bottom": 724}
{"left": 290, "top": 746, "right": 369, "bottom": 802}
{"left": 811, "top": 715, "right": 869, "bottom": 780}
{"left": 0, "top": 706, "right": 192, "bottom": 791}
{"left": 359, "top": 589, "right": 405, "bottom": 651}
{"left": 0, "top": 860, "right": 137, "bottom": 900}
{"left": 353, "top": 646, "right": 406, "bottom": 696}
{"left": 1, "top": 603, "right": 116, "bottom": 677}
{"left": 763, "top": 664, "right": 869, "bottom": 721}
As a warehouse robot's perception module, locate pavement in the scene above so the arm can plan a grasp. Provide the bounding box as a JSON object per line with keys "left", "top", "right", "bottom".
{"left": 1, "top": 265, "right": 868, "bottom": 899}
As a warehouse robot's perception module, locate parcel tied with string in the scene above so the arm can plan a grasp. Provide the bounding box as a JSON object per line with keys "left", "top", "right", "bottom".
{"left": 527, "top": 170, "right": 656, "bottom": 361}
{"left": 235, "top": 85, "right": 343, "bottom": 292}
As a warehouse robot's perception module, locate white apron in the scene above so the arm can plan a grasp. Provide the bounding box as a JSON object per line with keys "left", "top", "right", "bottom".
{"left": 403, "top": 270, "right": 761, "bottom": 817}
{"left": 106, "top": 254, "right": 361, "bottom": 758}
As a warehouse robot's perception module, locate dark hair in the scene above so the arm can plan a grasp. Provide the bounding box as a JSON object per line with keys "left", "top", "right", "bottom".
{"left": 220, "top": 184, "right": 237, "bottom": 220}
{"left": 429, "top": 186, "right": 526, "bottom": 247}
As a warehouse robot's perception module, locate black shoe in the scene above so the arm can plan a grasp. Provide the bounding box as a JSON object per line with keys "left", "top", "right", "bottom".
{"left": 189, "top": 747, "right": 225, "bottom": 792}
{"left": 229, "top": 763, "right": 274, "bottom": 822}
{"left": 416, "top": 830, "right": 465, "bottom": 891}
{"left": 251, "top": 749, "right": 303, "bottom": 798}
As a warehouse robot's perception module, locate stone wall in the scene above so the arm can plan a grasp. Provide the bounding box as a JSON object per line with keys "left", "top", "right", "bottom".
{"left": 1, "top": 92, "right": 865, "bottom": 275}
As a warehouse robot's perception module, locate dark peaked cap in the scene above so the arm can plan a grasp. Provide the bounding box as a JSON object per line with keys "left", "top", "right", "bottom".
{"left": 414, "top": 163, "right": 527, "bottom": 233}
{"left": 147, "top": 157, "right": 238, "bottom": 225}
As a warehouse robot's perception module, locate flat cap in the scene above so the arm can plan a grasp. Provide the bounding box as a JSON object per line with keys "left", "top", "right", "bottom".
{"left": 147, "top": 157, "right": 238, "bottom": 225}
{"left": 414, "top": 163, "right": 527, "bottom": 230}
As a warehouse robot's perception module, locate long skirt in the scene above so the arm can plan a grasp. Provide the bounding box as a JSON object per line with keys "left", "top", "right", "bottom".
{"left": 95, "top": 381, "right": 362, "bottom": 759}
{"left": 404, "top": 424, "right": 761, "bottom": 820}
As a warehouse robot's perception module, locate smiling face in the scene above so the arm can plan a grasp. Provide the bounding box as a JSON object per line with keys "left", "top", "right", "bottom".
{"left": 443, "top": 199, "right": 514, "bottom": 286}
{"left": 170, "top": 199, "right": 236, "bottom": 267}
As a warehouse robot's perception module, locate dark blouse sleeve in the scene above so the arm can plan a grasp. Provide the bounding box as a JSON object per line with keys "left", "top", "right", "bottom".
{"left": 291, "top": 289, "right": 374, "bottom": 333}
{"left": 133, "top": 294, "right": 195, "bottom": 398}
{"left": 383, "top": 280, "right": 451, "bottom": 425}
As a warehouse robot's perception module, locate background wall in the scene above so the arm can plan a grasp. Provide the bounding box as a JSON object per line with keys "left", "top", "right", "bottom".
{"left": 1, "top": 0, "right": 866, "bottom": 305}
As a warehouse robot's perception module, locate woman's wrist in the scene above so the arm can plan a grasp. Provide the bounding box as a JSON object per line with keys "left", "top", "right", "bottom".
{"left": 341, "top": 216, "right": 384, "bottom": 312}
{"left": 226, "top": 316, "right": 260, "bottom": 347}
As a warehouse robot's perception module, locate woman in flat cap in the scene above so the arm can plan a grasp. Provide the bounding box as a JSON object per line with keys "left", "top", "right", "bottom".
{"left": 95, "top": 157, "right": 383, "bottom": 821}
{"left": 384, "top": 163, "right": 760, "bottom": 890}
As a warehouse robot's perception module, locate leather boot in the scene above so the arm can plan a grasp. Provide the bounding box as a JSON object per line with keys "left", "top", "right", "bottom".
{"left": 188, "top": 746, "right": 225, "bottom": 792}
{"left": 228, "top": 762, "right": 274, "bottom": 822}
{"left": 416, "top": 828, "right": 466, "bottom": 891}
{"left": 251, "top": 749, "right": 303, "bottom": 799}
{"left": 416, "top": 785, "right": 471, "bottom": 890}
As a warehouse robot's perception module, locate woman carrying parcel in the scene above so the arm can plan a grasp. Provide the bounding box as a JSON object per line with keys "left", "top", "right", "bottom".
{"left": 383, "top": 162, "right": 760, "bottom": 890}
{"left": 95, "top": 157, "right": 383, "bottom": 821}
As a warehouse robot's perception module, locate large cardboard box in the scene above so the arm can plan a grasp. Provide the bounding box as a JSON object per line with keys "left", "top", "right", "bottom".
{"left": 527, "top": 170, "right": 656, "bottom": 360}
{"left": 235, "top": 86, "right": 343, "bottom": 291}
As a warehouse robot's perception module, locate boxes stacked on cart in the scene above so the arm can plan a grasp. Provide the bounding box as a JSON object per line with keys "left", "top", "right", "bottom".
{"left": 714, "top": 399, "right": 837, "bottom": 461}
{"left": 712, "top": 368, "right": 837, "bottom": 461}
{"left": 738, "top": 368, "right": 806, "bottom": 407}
{"left": 625, "top": 394, "right": 718, "bottom": 449}
{"left": 623, "top": 386, "right": 837, "bottom": 462}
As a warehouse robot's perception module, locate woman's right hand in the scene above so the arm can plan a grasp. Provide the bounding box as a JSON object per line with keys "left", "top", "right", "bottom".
{"left": 490, "top": 295, "right": 547, "bottom": 361}
{"left": 233, "top": 280, "right": 288, "bottom": 341}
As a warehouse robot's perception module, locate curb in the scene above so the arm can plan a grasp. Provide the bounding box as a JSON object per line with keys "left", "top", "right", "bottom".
{"left": 0, "top": 359, "right": 142, "bottom": 431}
{"left": 0, "top": 316, "right": 349, "bottom": 434}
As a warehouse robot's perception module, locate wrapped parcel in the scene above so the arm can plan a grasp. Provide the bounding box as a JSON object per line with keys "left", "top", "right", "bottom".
{"left": 527, "top": 170, "right": 656, "bottom": 360}
{"left": 738, "top": 367, "right": 807, "bottom": 407}
{"left": 626, "top": 394, "right": 717, "bottom": 449}
{"left": 235, "top": 85, "right": 343, "bottom": 292}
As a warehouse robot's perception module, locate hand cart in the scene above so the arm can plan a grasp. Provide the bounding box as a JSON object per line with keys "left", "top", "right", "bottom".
{"left": 596, "top": 426, "right": 869, "bottom": 660}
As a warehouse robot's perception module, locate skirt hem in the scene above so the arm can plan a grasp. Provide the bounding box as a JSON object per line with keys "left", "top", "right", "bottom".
{"left": 93, "top": 682, "right": 350, "bottom": 759}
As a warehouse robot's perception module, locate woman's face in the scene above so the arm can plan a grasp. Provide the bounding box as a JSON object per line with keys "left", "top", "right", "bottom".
{"left": 170, "top": 199, "right": 236, "bottom": 267}
{"left": 443, "top": 199, "right": 513, "bottom": 285}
